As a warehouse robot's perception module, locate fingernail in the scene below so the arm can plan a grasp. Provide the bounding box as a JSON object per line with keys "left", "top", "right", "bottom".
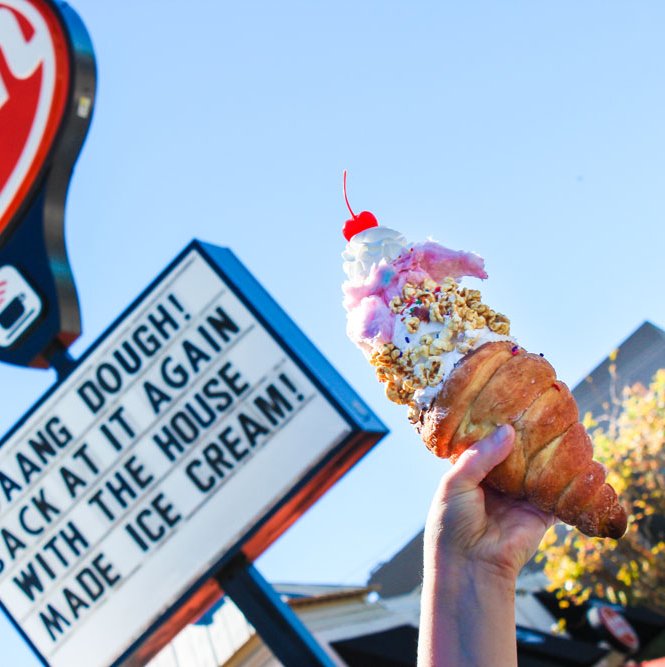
{"left": 491, "top": 424, "right": 511, "bottom": 443}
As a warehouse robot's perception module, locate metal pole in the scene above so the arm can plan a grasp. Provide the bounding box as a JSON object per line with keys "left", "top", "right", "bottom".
{"left": 215, "top": 554, "right": 336, "bottom": 667}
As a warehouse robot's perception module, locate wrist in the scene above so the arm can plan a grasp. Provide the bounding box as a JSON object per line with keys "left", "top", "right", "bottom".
{"left": 419, "top": 554, "right": 518, "bottom": 667}
{"left": 424, "top": 551, "right": 517, "bottom": 602}
{"left": 425, "top": 558, "right": 517, "bottom": 593}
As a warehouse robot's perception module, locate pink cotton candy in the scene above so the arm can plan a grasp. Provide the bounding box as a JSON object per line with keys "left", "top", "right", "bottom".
{"left": 343, "top": 238, "right": 488, "bottom": 353}
{"left": 392, "top": 242, "right": 487, "bottom": 282}
{"left": 343, "top": 242, "right": 487, "bottom": 313}
{"left": 346, "top": 295, "right": 395, "bottom": 349}
{"left": 342, "top": 263, "right": 397, "bottom": 311}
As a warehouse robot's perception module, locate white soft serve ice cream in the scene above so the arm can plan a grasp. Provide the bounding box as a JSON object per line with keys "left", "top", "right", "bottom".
{"left": 342, "top": 226, "right": 514, "bottom": 419}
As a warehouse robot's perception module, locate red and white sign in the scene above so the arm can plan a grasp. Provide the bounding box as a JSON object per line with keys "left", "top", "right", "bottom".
{"left": 0, "top": 0, "right": 70, "bottom": 236}
{"left": 596, "top": 605, "right": 640, "bottom": 653}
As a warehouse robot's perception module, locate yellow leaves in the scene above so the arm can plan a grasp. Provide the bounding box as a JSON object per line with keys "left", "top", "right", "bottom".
{"left": 616, "top": 567, "right": 631, "bottom": 587}
{"left": 582, "top": 411, "right": 597, "bottom": 429}
{"left": 616, "top": 561, "right": 640, "bottom": 587}
{"left": 540, "top": 526, "right": 559, "bottom": 549}
{"left": 536, "top": 367, "right": 665, "bottom": 614}
{"left": 551, "top": 618, "right": 567, "bottom": 635}
{"left": 651, "top": 542, "right": 665, "bottom": 556}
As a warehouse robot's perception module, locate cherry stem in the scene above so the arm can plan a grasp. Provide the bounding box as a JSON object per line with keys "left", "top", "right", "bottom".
{"left": 343, "top": 170, "right": 357, "bottom": 219}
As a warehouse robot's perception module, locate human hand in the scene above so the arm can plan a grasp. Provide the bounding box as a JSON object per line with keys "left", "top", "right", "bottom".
{"left": 424, "top": 424, "right": 556, "bottom": 583}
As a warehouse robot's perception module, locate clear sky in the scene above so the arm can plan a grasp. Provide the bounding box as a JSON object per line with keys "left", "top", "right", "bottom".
{"left": 3, "top": 0, "right": 665, "bottom": 664}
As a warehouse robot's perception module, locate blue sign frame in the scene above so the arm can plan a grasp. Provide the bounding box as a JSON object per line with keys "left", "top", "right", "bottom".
{"left": 0, "top": 240, "right": 388, "bottom": 666}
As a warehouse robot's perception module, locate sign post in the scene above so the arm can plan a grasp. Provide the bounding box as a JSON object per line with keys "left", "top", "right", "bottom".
{"left": 217, "top": 554, "right": 336, "bottom": 666}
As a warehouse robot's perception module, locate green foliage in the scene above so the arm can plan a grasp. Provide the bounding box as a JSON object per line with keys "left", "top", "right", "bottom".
{"left": 536, "top": 366, "right": 665, "bottom": 614}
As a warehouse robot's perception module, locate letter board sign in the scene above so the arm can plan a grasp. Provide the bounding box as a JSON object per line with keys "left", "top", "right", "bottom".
{"left": 0, "top": 241, "right": 387, "bottom": 666}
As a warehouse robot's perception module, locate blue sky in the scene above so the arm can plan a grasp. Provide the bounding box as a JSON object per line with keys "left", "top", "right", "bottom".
{"left": 2, "top": 0, "right": 665, "bottom": 664}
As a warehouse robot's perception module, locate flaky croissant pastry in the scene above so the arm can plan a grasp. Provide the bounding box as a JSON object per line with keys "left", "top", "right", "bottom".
{"left": 418, "top": 341, "right": 627, "bottom": 539}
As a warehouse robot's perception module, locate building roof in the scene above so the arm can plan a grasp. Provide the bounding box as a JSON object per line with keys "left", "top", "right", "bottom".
{"left": 367, "top": 531, "right": 424, "bottom": 598}
{"left": 572, "top": 321, "right": 665, "bottom": 420}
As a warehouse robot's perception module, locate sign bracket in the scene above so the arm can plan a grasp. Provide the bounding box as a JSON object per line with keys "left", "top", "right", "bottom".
{"left": 42, "top": 339, "right": 78, "bottom": 380}
{"left": 216, "top": 554, "right": 337, "bottom": 667}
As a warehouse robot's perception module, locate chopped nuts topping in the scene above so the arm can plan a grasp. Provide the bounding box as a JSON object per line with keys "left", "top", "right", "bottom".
{"left": 405, "top": 317, "right": 421, "bottom": 334}
{"left": 389, "top": 296, "right": 403, "bottom": 313}
{"left": 369, "top": 278, "right": 511, "bottom": 408}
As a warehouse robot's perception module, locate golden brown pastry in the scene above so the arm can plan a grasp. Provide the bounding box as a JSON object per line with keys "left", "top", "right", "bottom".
{"left": 418, "top": 341, "right": 627, "bottom": 539}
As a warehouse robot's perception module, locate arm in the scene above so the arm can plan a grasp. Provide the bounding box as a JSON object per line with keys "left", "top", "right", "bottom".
{"left": 418, "top": 425, "right": 555, "bottom": 667}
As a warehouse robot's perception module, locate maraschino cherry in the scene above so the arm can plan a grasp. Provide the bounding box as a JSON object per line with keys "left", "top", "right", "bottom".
{"left": 342, "top": 170, "right": 378, "bottom": 241}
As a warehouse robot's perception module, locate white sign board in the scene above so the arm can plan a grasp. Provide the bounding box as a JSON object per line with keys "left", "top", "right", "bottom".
{"left": 0, "top": 245, "right": 377, "bottom": 667}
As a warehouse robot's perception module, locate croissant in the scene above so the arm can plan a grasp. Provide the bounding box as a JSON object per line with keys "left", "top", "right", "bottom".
{"left": 418, "top": 340, "right": 628, "bottom": 539}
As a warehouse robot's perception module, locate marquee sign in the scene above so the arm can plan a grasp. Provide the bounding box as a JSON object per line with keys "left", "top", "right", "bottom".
{"left": 0, "top": 0, "right": 95, "bottom": 368}
{"left": 0, "top": 242, "right": 387, "bottom": 666}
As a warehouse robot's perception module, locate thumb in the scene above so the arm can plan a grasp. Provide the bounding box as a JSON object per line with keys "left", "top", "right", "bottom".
{"left": 446, "top": 425, "right": 515, "bottom": 494}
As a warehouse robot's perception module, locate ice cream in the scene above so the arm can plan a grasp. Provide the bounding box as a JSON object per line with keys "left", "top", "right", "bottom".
{"left": 342, "top": 225, "right": 514, "bottom": 421}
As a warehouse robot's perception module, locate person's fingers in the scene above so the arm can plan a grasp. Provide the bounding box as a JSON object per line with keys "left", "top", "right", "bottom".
{"left": 445, "top": 425, "right": 515, "bottom": 495}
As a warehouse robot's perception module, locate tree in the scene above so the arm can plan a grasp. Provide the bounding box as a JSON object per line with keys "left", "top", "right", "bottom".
{"left": 536, "top": 360, "right": 665, "bottom": 615}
